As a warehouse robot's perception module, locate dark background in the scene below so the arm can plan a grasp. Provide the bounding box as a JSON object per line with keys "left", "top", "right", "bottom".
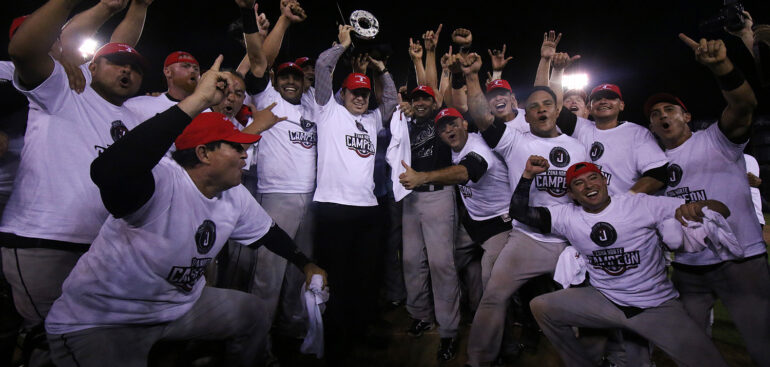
{"left": 1, "top": 0, "right": 769, "bottom": 124}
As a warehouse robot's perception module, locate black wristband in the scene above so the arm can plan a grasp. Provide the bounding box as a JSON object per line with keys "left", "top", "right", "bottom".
{"left": 716, "top": 67, "right": 745, "bottom": 91}
{"left": 240, "top": 7, "right": 259, "bottom": 34}
{"left": 452, "top": 72, "right": 466, "bottom": 89}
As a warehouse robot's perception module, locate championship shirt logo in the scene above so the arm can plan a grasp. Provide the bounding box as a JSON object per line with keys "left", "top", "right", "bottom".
{"left": 667, "top": 164, "right": 683, "bottom": 187}
{"left": 549, "top": 146, "right": 570, "bottom": 168}
{"left": 535, "top": 170, "right": 567, "bottom": 197}
{"left": 666, "top": 187, "right": 707, "bottom": 202}
{"left": 589, "top": 141, "right": 604, "bottom": 161}
{"left": 590, "top": 222, "right": 617, "bottom": 247}
{"left": 110, "top": 120, "right": 129, "bottom": 142}
{"left": 458, "top": 185, "right": 472, "bottom": 198}
{"left": 300, "top": 117, "right": 316, "bottom": 132}
{"left": 356, "top": 120, "right": 368, "bottom": 133}
{"left": 587, "top": 248, "right": 640, "bottom": 276}
{"left": 289, "top": 130, "right": 317, "bottom": 149}
{"left": 345, "top": 133, "right": 374, "bottom": 157}
{"left": 195, "top": 220, "right": 217, "bottom": 254}
{"left": 166, "top": 257, "right": 212, "bottom": 292}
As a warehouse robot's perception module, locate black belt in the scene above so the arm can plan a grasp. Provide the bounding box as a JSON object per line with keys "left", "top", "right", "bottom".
{"left": 0, "top": 232, "right": 90, "bottom": 252}
{"left": 413, "top": 184, "right": 444, "bottom": 192}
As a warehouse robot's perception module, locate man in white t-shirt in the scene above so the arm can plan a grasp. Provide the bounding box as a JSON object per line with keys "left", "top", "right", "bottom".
{"left": 310, "top": 24, "right": 397, "bottom": 363}
{"left": 556, "top": 83, "right": 669, "bottom": 196}
{"left": 124, "top": 51, "right": 200, "bottom": 122}
{"left": 485, "top": 79, "right": 529, "bottom": 132}
{"left": 511, "top": 159, "right": 729, "bottom": 366}
{"left": 0, "top": 0, "right": 148, "bottom": 336}
{"left": 563, "top": 89, "right": 589, "bottom": 119}
{"left": 463, "top": 77, "right": 588, "bottom": 367}
{"left": 743, "top": 154, "right": 765, "bottom": 225}
{"left": 244, "top": 60, "right": 317, "bottom": 339}
{"left": 644, "top": 34, "right": 770, "bottom": 366}
{"left": 44, "top": 59, "right": 326, "bottom": 366}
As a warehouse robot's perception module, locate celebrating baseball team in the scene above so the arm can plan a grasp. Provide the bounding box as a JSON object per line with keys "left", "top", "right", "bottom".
{"left": 1, "top": 0, "right": 769, "bottom": 366}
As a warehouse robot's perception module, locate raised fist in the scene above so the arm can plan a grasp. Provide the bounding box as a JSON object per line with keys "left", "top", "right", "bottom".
{"left": 452, "top": 28, "right": 472, "bottom": 49}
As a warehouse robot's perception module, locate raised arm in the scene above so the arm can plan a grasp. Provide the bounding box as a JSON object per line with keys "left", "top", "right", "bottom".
{"left": 9, "top": 0, "right": 87, "bottom": 89}
{"left": 367, "top": 56, "right": 397, "bottom": 121}
{"left": 236, "top": 1, "right": 268, "bottom": 78}
{"left": 488, "top": 43, "right": 512, "bottom": 82}
{"left": 423, "top": 24, "right": 442, "bottom": 91}
{"left": 461, "top": 53, "right": 494, "bottom": 131}
{"left": 550, "top": 52, "right": 581, "bottom": 112}
{"left": 109, "top": 0, "right": 152, "bottom": 46}
{"left": 534, "top": 30, "right": 560, "bottom": 87}
{"left": 91, "top": 56, "right": 240, "bottom": 217}
{"left": 679, "top": 33, "right": 757, "bottom": 142}
{"left": 315, "top": 25, "right": 353, "bottom": 105}
{"left": 409, "top": 38, "right": 427, "bottom": 86}
{"left": 509, "top": 155, "right": 553, "bottom": 234}
{"left": 262, "top": 0, "right": 306, "bottom": 68}
{"left": 725, "top": 10, "right": 756, "bottom": 58}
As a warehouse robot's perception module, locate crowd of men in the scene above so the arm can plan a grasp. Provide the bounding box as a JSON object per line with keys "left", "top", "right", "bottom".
{"left": 0, "top": 0, "right": 769, "bottom": 366}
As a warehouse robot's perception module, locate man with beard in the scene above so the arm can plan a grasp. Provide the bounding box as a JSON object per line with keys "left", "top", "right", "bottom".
{"left": 0, "top": 0, "right": 146, "bottom": 353}
{"left": 124, "top": 51, "right": 199, "bottom": 122}
{"left": 395, "top": 85, "right": 461, "bottom": 361}
{"left": 644, "top": 34, "right": 770, "bottom": 366}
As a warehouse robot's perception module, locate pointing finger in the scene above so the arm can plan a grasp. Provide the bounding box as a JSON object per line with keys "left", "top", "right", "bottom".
{"left": 210, "top": 54, "right": 224, "bottom": 72}
{"left": 678, "top": 33, "right": 699, "bottom": 50}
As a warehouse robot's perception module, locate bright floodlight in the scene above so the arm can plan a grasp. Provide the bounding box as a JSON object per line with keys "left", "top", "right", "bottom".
{"left": 562, "top": 73, "right": 588, "bottom": 91}
{"left": 79, "top": 38, "right": 98, "bottom": 58}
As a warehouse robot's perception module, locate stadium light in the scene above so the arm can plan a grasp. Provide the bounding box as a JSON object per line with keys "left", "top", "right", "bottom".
{"left": 562, "top": 73, "right": 588, "bottom": 91}
{"left": 79, "top": 38, "right": 98, "bottom": 59}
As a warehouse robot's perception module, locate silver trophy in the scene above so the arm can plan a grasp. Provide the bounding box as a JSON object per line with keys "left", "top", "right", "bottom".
{"left": 349, "top": 10, "right": 379, "bottom": 40}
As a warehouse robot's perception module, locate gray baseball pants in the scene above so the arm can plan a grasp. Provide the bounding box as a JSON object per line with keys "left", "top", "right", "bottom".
{"left": 402, "top": 189, "right": 460, "bottom": 338}
{"left": 531, "top": 287, "right": 728, "bottom": 367}
{"left": 253, "top": 192, "right": 315, "bottom": 337}
{"left": 454, "top": 222, "right": 482, "bottom": 312}
{"left": 48, "top": 286, "right": 268, "bottom": 367}
{"left": 672, "top": 253, "right": 770, "bottom": 366}
{"left": 466, "top": 230, "right": 566, "bottom": 366}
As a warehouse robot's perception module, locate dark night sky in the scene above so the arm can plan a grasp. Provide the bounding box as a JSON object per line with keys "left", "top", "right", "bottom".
{"left": 2, "top": 0, "right": 769, "bottom": 124}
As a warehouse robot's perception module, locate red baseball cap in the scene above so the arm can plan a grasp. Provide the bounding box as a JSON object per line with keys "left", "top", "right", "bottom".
{"left": 589, "top": 83, "right": 622, "bottom": 101}
{"left": 175, "top": 112, "right": 261, "bottom": 150}
{"left": 434, "top": 108, "right": 463, "bottom": 125}
{"left": 276, "top": 62, "right": 304, "bottom": 76}
{"left": 9, "top": 15, "right": 27, "bottom": 40}
{"left": 294, "top": 57, "right": 314, "bottom": 67}
{"left": 486, "top": 79, "right": 512, "bottom": 93}
{"left": 92, "top": 42, "right": 150, "bottom": 74}
{"left": 411, "top": 85, "right": 436, "bottom": 100}
{"left": 643, "top": 93, "right": 688, "bottom": 118}
{"left": 164, "top": 51, "right": 198, "bottom": 68}
{"left": 342, "top": 73, "right": 371, "bottom": 90}
{"left": 565, "top": 162, "right": 602, "bottom": 188}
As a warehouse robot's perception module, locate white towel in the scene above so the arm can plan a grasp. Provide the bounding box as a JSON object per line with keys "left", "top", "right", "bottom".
{"left": 300, "top": 274, "right": 329, "bottom": 358}
{"left": 386, "top": 106, "right": 412, "bottom": 202}
{"left": 553, "top": 246, "right": 587, "bottom": 289}
{"left": 656, "top": 207, "right": 744, "bottom": 260}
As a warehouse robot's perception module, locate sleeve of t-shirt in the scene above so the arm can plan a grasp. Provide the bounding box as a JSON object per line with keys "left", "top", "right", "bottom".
{"left": 230, "top": 186, "right": 274, "bottom": 244}
{"left": 705, "top": 121, "right": 746, "bottom": 162}
{"left": 12, "top": 58, "right": 68, "bottom": 114}
{"left": 123, "top": 159, "right": 177, "bottom": 227}
{"left": 0, "top": 61, "right": 15, "bottom": 81}
{"left": 637, "top": 194, "right": 685, "bottom": 223}
{"left": 572, "top": 116, "right": 593, "bottom": 139}
{"left": 633, "top": 127, "right": 669, "bottom": 173}
{"left": 547, "top": 203, "right": 572, "bottom": 237}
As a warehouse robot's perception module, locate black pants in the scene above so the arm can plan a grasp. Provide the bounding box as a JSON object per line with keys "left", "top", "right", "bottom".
{"left": 314, "top": 202, "right": 382, "bottom": 364}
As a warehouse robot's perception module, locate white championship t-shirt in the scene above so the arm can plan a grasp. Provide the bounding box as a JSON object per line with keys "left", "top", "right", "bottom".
{"left": 744, "top": 154, "right": 765, "bottom": 225}
{"left": 124, "top": 93, "right": 178, "bottom": 123}
{"left": 248, "top": 81, "right": 317, "bottom": 194}
{"left": 493, "top": 127, "right": 586, "bottom": 242}
{"left": 452, "top": 133, "right": 511, "bottom": 221}
{"left": 550, "top": 193, "right": 683, "bottom": 308}
{"left": 46, "top": 158, "right": 272, "bottom": 334}
{"left": 505, "top": 108, "right": 530, "bottom": 133}
{"left": 664, "top": 123, "right": 766, "bottom": 265}
{"left": 0, "top": 59, "right": 141, "bottom": 244}
{"left": 310, "top": 98, "right": 382, "bottom": 206}
{"left": 573, "top": 119, "right": 668, "bottom": 195}
{"left": 0, "top": 61, "right": 15, "bottom": 81}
